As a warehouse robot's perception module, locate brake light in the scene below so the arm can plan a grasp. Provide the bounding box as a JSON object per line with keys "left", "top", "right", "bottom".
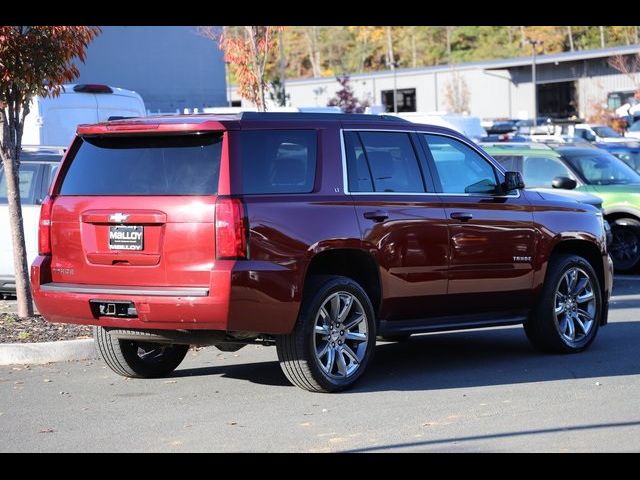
{"left": 215, "top": 197, "right": 247, "bottom": 259}
{"left": 73, "top": 84, "right": 113, "bottom": 94}
{"left": 38, "top": 196, "right": 54, "bottom": 255}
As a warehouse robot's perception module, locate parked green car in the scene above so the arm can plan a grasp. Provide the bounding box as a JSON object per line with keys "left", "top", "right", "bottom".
{"left": 482, "top": 143, "right": 640, "bottom": 273}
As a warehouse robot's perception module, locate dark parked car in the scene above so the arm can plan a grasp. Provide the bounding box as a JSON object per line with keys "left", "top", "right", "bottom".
{"left": 594, "top": 141, "right": 640, "bottom": 173}
{"left": 32, "top": 113, "right": 612, "bottom": 392}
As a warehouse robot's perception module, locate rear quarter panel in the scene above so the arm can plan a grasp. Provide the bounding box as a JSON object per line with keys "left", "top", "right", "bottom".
{"left": 227, "top": 125, "right": 363, "bottom": 334}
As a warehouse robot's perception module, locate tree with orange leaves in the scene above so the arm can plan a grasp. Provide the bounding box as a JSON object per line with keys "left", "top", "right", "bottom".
{"left": 200, "top": 26, "right": 281, "bottom": 111}
{"left": 0, "top": 26, "right": 100, "bottom": 318}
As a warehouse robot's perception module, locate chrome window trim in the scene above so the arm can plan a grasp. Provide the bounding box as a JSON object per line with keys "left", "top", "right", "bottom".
{"left": 339, "top": 128, "right": 520, "bottom": 198}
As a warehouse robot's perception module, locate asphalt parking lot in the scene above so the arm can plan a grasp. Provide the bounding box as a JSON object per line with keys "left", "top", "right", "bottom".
{"left": 1, "top": 276, "right": 639, "bottom": 452}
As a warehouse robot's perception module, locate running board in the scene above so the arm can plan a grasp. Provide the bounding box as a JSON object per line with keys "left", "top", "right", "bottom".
{"left": 378, "top": 311, "right": 528, "bottom": 336}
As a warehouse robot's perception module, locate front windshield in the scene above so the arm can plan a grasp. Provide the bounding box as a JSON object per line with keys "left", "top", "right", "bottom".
{"left": 611, "top": 151, "right": 640, "bottom": 172}
{"left": 564, "top": 151, "right": 640, "bottom": 185}
{"left": 592, "top": 126, "right": 622, "bottom": 138}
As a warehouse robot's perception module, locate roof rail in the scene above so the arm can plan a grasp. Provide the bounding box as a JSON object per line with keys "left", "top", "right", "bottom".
{"left": 238, "top": 111, "right": 410, "bottom": 122}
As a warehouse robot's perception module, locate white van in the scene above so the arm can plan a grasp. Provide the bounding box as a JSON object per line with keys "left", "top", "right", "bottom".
{"left": 391, "top": 112, "right": 487, "bottom": 142}
{"left": 22, "top": 84, "right": 146, "bottom": 147}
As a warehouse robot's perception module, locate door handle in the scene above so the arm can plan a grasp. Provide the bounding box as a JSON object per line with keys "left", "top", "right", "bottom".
{"left": 363, "top": 210, "right": 389, "bottom": 222}
{"left": 450, "top": 212, "right": 473, "bottom": 222}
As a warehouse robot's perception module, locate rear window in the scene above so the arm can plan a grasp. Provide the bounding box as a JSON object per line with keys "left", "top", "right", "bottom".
{"left": 59, "top": 133, "right": 222, "bottom": 196}
{"left": 240, "top": 130, "right": 317, "bottom": 194}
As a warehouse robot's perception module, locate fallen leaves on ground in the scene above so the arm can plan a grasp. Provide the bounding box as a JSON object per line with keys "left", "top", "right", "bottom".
{"left": 0, "top": 312, "right": 91, "bottom": 344}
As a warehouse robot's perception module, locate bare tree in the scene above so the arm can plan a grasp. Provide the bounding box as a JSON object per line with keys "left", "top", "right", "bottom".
{"left": 303, "top": 27, "right": 322, "bottom": 78}
{"left": 567, "top": 26, "right": 574, "bottom": 51}
{"left": 385, "top": 26, "right": 396, "bottom": 69}
{"left": 609, "top": 53, "right": 640, "bottom": 91}
{"left": 600, "top": 26, "right": 606, "bottom": 48}
{"left": 446, "top": 26, "right": 454, "bottom": 61}
{"left": 410, "top": 28, "right": 417, "bottom": 68}
{"left": 444, "top": 70, "right": 470, "bottom": 113}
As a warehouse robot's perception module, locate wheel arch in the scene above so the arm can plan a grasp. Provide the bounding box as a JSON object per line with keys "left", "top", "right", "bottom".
{"left": 603, "top": 207, "right": 640, "bottom": 224}
{"left": 546, "top": 238, "right": 607, "bottom": 325}
{"left": 302, "top": 248, "right": 382, "bottom": 318}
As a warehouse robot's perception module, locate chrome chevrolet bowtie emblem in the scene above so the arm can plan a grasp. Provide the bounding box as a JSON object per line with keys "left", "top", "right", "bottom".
{"left": 109, "top": 213, "right": 129, "bottom": 223}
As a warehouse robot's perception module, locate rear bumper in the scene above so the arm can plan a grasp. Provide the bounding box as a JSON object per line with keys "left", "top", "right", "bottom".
{"left": 31, "top": 255, "right": 231, "bottom": 330}
{"left": 31, "top": 256, "right": 301, "bottom": 334}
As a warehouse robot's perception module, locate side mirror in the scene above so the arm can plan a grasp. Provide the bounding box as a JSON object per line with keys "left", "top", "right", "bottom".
{"left": 503, "top": 171, "right": 525, "bottom": 193}
{"left": 552, "top": 176, "right": 577, "bottom": 190}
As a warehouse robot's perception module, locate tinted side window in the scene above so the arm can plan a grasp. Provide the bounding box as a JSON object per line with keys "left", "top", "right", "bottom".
{"left": 344, "top": 131, "right": 373, "bottom": 192}
{"left": 0, "top": 164, "right": 40, "bottom": 205}
{"left": 357, "top": 132, "right": 425, "bottom": 193}
{"left": 60, "top": 134, "right": 222, "bottom": 196}
{"left": 240, "top": 130, "right": 316, "bottom": 194}
{"left": 424, "top": 135, "right": 498, "bottom": 194}
{"left": 522, "top": 156, "right": 573, "bottom": 187}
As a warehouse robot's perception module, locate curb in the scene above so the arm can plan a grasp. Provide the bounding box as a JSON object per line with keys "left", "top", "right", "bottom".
{"left": 0, "top": 339, "right": 98, "bottom": 366}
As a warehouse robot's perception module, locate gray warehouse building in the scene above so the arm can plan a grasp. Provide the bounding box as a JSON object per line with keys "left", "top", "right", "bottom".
{"left": 233, "top": 44, "right": 640, "bottom": 120}
{"left": 77, "top": 26, "right": 227, "bottom": 113}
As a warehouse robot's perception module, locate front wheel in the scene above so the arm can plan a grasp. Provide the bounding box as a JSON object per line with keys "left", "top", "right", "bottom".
{"left": 609, "top": 217, "right": 640, "bottom": 273}
{"left": 94, "top": 327, "right": 189, "bottom": 378}
{"left": 276, "top": 275, "right": 376, "bottom": 393}
{"left": 524, "top": 254, "right": 602, "bottom": 353}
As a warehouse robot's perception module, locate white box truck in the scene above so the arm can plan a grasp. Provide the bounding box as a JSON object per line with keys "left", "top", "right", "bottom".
{"left": 22, "top": 83, "right": 146, "bottom": 147}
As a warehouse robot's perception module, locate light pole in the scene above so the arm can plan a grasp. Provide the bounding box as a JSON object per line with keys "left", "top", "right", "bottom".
{"left": 389, "top": 60, "right": 399, "bottom": 113}
{"left": 527, "top": 39, "right": 543, "bottom": 127}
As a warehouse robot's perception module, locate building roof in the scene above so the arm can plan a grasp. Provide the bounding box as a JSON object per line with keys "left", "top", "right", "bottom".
{"left": 284, "top": 44, "right": 640, "bottom": 86}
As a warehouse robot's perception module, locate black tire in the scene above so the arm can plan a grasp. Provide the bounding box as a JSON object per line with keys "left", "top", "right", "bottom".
{"left": 276, "top": 275, "right": 376, "bottom": 393}
{"left": 524, "top": 254, "right": 602, "bottom": 354}
{"left": 609, "top": 217, "right": 640, "bottom": 273}
{"left": 93, "top": 327, "right": 189, "bottom": 378}
{"left": 377, "top": 334, "right": 411, "bottom": 342}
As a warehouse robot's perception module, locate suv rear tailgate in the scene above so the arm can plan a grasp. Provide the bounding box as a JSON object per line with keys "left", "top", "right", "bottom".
{"left": 47, "top": 132, "right": 223, "bottom": 288}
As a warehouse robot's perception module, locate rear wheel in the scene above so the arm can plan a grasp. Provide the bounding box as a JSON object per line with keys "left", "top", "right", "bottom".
{"left": 276, "top": 275, "right": 376, "bottom": 393}
{"left": 524, "top": 254, "right": 602, "bottom": 353}
{"left": 609, "top": 217, "right": 640, "bottom": 273}
{"left": 93, "top": 327, "right": 189, "bottom": 378}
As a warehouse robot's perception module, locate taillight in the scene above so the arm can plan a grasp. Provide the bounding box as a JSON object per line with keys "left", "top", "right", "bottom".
{"left": 215, "top": 197, "right": 247, "bottom": 259}
{"left": 38, "top": 196, "right": 54, "bottom": 255}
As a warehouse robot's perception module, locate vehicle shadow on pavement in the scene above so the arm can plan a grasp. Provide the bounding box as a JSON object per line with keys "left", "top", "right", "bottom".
{"left": 350, "top": 320, "right": 640, "bottom": 393}
{"left": 168, "top": 320, "right": 640, "bottom": 392}
{"left": 173, "top": 359, "right": 294, "bottom": 387}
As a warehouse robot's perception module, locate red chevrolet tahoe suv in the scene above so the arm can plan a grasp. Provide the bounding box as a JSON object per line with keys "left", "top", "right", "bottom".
{"left": 31, "top": 112, "right": 613, "bottom": 392}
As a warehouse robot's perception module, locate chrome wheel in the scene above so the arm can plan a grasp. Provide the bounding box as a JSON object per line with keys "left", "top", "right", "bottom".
{"left": 554, "top": 267, "right": 596, "bottom": 344}
{"left": 313, "top": 291, "right": 369, "bottom": 379}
